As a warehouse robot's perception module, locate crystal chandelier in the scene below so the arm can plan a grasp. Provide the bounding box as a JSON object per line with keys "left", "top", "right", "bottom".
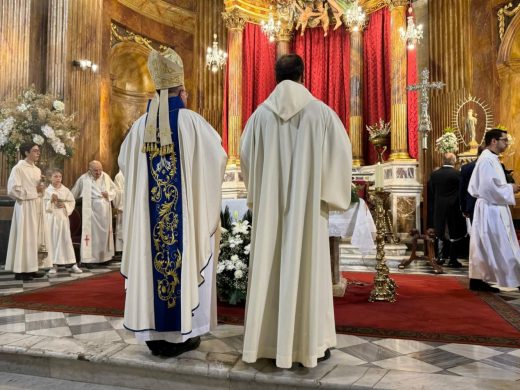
{"left": 261, "top": 11, "right": 281, "bottom": 42}
{"left": 344, "top": 0, "right": 366, "bottom": 32}
{"left": 399, "top": 6, "right": 423, "bottom": 50}
{"left": 206, "top": 34, "right": 227, "bottom": 73}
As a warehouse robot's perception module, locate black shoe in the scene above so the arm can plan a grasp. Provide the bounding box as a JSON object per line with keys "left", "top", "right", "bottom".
{"left": 469, "top": 279, "right": 500, "bottom": 293}
{"left": 14, "top": 273, "right": 33, "bottom": 281}
{"left": 318, "top": 348, "right": 331, "bottom": 363}
{"left": 447, "top": 260, "right": 463, "bottom": 268}
{"left": 146, "top": 337, "right": 201, "bottom": 358}
{"left": 436, "top": 258, "right": 445, "bottom": 266}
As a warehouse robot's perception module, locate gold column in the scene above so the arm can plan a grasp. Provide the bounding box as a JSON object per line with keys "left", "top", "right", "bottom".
{"left": 276, "top": 25, "right": 293, "bottom": 59}
{"left": 349, "top": 27, "right": 365, "bottom": 166}
{"left": 222, "top": 8, "right": 246, "bottom": 166}
{"left": 387, "top": 0, "right": 410, "bottom": 160}
{"left": 46, "top": 0, "right": 68, "bottom": 97}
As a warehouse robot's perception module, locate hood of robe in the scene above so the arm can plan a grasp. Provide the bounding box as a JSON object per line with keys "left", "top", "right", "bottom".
{"left": 263, "top": 80, "right": 316, "bottom": 121}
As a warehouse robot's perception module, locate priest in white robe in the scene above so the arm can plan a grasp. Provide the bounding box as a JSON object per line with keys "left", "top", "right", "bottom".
{"left": 71, "top": 160, "right": 116, "bottom": 265}
{"left": 5, "top": 143, "right": 47, "bottom": 281}
{"left": 118, "top": 48, "right": 227, "bottom": 357}
{"left": 468, "top": 129, "right": 520, "bottom": 291}
{"left": 113, "top": 170, "right": 125, "bottom": 252}
{"left": 240, "top": 54, "right": 352, "bottom": 368}
{"left": 44, "top": 169, "right": 82, "bottom": 274}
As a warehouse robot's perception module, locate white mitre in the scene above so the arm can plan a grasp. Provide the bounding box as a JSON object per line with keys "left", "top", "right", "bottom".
{"left": 144, "top": 48, "right": 185, "bottom": 155}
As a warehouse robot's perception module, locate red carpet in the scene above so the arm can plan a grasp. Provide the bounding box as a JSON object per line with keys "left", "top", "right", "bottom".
{"left": 1, "top": 271, "right": 519, "bottom": 347}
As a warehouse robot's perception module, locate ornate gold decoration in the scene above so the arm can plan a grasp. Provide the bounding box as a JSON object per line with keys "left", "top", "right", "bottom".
{"left": 384, "top": 0, "right": 408, "bottom": 9}
{"left": 498, "top": 1, "right": 520, "bottom": 41}
{"left": 369, "top": 188, "right": 397, "bottom": 303}
{"left": 276, "top": 25, "right": 293, "bottom": 42}
{"left": 148, "top": 150, "right": 182, "bottom": 309}
{"left": 222, "top": 8, "right": 248, "bottom": 30}
{"left": 451, "top": 94, "right": 493, "bottom": 149}
{"left": 110, "top": 23, "right": 171, "bottom": 52}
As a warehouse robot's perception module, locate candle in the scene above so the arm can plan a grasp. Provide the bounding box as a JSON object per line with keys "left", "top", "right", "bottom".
{"left": 375, "top": 163, "right": 384, "bottom": 188}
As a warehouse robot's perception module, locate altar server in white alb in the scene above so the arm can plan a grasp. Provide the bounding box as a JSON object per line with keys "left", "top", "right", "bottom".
{"left": 240, "top": 54, "right": 352, "bottom": 368}
{"left": 44, "top": 169, "right": 82, "bottom": 274}
{"left": 5, "top": 143, "right": 47, "bottom": 281}
{"left": 113, "top": 170, "right": 125, "bottom": 252}
{"left": 468, "top": 128, "right": 520, "bottom": 292}
{"left": 71, "top": 160, "right": 116, "bottom": 265}
{"left": 118, "top": 48, "right": 227, "bottom": 357}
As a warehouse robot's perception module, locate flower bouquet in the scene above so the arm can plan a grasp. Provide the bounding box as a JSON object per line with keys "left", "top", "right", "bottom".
{"left": 0, "top": 86, "right": 78, "bottom": 168}
{"left": 435, "top": 127, "right": 458, "bottom": 154}
{"left": 217, "top": 207, "right": 252, "bottom": 305}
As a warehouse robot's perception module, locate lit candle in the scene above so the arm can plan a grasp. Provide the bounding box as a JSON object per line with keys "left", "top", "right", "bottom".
{"left": 375, "top": 163, "right": 384, "bottom": 188}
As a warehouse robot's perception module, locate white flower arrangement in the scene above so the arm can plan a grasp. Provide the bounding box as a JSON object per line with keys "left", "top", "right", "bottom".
{"left": 217, "top": 208, "right": 252, "bottom": 305}
{"left": 435, "top": 127, "right": 459, "bottom": 154}
{"left": 0, "top": 86, "right": 78, "bottom": 167}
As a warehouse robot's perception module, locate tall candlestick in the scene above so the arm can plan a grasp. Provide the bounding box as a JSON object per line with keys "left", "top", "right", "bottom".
{"left": 375, "top": 163, "right": 384, "bottom": 188}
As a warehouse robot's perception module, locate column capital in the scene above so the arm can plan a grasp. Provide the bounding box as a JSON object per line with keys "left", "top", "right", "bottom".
{"left": 346, "top": 23, "right": 367, "bottom": 33}
{"left": 385, "top": 0, "right": 408, "bottom": 10}
{"left": 222, "top": 8, "right": 247, "bottom": 31}
{"left": 276, "top": 25, "right": 293, "bottom": 43}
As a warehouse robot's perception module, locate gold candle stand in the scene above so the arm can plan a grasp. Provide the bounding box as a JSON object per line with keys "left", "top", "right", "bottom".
{"left": 369, "top": 188, "right": 397, "bottom": 302}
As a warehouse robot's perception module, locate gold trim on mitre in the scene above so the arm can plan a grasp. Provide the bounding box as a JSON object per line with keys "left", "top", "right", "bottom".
{"left": 148, "top": 48, "right": 184, "bottom": 90}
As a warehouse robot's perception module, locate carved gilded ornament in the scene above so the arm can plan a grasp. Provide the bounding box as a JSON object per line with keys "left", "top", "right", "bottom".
{"left": 111, "top": 23, "right": 171, "bottom": 52}
{"left": 384, "top": 0, "right": 408, "bottom": 10}
{"left": 276, "top": 25, "right": 293, "bottom": 42}
{"left": 222, "top": 8, "right": 248, "bottom": 31}
{"left": 498, "top": 1, "right": 520, "bottom": 41}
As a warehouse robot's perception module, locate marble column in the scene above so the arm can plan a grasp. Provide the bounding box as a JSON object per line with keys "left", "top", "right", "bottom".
{"left": 349, "top": 27, "right": 365, "bottom": 167}
{"left": 276, "top": 26, "right": 293, "bottom": 59}
{"left": 387, "top": 0, "right": 411, "bottom": 160}
{"left": 46, "top": 0, "right": 69, "bottom": 98}
{"left": 222, "top": 8, "right": 246, "bottom": 167}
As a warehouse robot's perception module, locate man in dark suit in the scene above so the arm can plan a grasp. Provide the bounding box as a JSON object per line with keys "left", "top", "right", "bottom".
{"left": 459, "top": 146, "right": 484, "bottom": 222}
{"left": 429, "top": 153, "right": 467, "bottom": 267}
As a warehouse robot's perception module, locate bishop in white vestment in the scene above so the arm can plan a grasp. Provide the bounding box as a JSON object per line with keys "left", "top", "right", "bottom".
{"left": 71, "top": 161, "right": 116, "bottom": 264}
{"left": 468, "top": 129, "right": 520, "bottom": 290}
{"left": 118, "top": 49, "right": 227, "bottom": 357}
{"left": 240, "top": 55, "right": 353, "bottom": 368}
{"left": 5, "top": 143, "right": 46, "bottom": 279}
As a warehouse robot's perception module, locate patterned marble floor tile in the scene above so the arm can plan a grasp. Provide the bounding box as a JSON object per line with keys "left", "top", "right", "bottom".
{"left": 340, "top": 341, "right": 400, "bottom": 362}
{"left": 73, "top": 329, "right": 124, "bottom": 344}
{"left": 408, "top": 348, "right": 476, "bottom": 370}
{"left": 0, "top": 322, "right": 26, "bottom": 333}
{"left": 26, "top": 325, "right": 72, "bottom": 337}
{"left": 321, "top": 348, "right": 367, "bottom": 366}
{"left": 0, "top": 314, "right": 26, "bottom": 326}
{"left": 373, "top": 338, "right": 434, "bottom": 354}
{"left": 447, "top": 361, "right": 520, "bottom": 380}
{"left": 335, "top": 333, "right": 370, "bottom": 348}
{"left": 65, "top": 314, "right": 111, "bottom": 327}
{"left": 482, "top": 353, "right": 520, "bottom": 374}
{"left": 25, "top": 311, "right": 64, "bottom": 322}
{"left": 439, "top": 343, "right": 504, "bottom": 360}
{"left": 372, "top": 355, "right": 443, "bottom": 373}
{"left": 69, "top": 320, "right": 115, "bottom": 336}
{"left": 25, "top": 318, "right": 68, "bottom": 331}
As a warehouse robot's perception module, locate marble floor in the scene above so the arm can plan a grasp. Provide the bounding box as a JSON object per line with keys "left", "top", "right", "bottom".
{"left": 0, "top": 260, "right": 518, "bottom": 389}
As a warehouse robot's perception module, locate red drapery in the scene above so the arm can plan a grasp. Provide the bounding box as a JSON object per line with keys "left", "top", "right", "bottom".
{"left": 242, "top": 23, "right": 277, "bottom": 129}
{"left": 407, "top": 28, "right": 419, "bottom": 159}
{"left": 293, "top": 28, "right": 351, "bottom": 130}
{"left": 363, "top": 8, "right": 392, "bottom": 165}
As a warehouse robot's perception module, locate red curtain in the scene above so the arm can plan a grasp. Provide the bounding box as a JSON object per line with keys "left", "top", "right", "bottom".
{"left": 242, "top": 23, "right": 277, "bottom": 129}
{"left": 363, "top": 8, "right": 391, "bottom": 165}
{"left": 293, "top": 28, "right": 350, "bottom": 130}
{"left": 407, "top": 29, "right": 419, "bottom": 159}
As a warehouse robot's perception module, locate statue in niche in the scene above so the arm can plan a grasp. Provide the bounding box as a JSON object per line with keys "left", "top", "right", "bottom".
{"left": 464, "top": 108, "right": 478, "bottom": 146}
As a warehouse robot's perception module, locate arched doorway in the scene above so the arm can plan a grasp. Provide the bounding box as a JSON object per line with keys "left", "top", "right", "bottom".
{"left": 108, "top": 41, "right": 155, "bottom": 175}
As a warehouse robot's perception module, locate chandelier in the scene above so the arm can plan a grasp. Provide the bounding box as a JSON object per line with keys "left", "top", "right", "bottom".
{"left": 344, "top": 0, "right": 366, "bottom": 32}
{"left": 399, "top": 6, "right": 423, "bottom": 50}
{"left": 261, "top": 11, "right": 281, "bottom": 42}
{"left": 206, "top": 34, "right": 227, "bottom": 73}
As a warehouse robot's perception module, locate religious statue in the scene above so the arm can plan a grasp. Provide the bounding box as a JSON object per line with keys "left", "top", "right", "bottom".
{"left": 294, "top": 1, "right": 321, "bottom": 36}
{"left": 464, "top": 108, "right": 478, "bottom": 147}
{"left": 327, "top": 0, "right": 346, "bottom": 31}
{"left": 316, "top": 1, "right": 330, "bottom": 36}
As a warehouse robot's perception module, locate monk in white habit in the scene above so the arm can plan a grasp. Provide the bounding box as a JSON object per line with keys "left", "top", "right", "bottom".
{"left": 113, "top": 170, "right": 125, "bottom": 252}
{"left": 44, "top": 169, "right": 82, "bottom": 275}
{"left": 71, "top": 160, "right": 116, "bottom": 266}
{"left": 468, "top": 128, "right": 520, "bottom": 292}
{"left": 118, "top": 48, "right": 227, "bottom": 357}
{"left": 240, "top": 54, "right": 352, "bottom": 368}
{"left": 5, "top": 143, "right": 47, "bottom": 281}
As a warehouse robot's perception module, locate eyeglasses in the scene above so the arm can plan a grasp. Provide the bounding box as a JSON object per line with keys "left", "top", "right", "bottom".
{"left": 498, "top": 137, "right": 509, "bottom": 143}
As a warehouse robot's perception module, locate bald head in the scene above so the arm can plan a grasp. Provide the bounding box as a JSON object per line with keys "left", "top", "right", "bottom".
{"left": 443, "top": 153, "right": 457, "bottom": 166}
{"left": 88, "top": 160, "right": 103, "bottom": 180}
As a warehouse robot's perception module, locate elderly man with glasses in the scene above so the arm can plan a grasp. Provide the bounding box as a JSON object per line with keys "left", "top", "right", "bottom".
{"left": 467, "top": 128, "right": 520, "bottom": 292}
